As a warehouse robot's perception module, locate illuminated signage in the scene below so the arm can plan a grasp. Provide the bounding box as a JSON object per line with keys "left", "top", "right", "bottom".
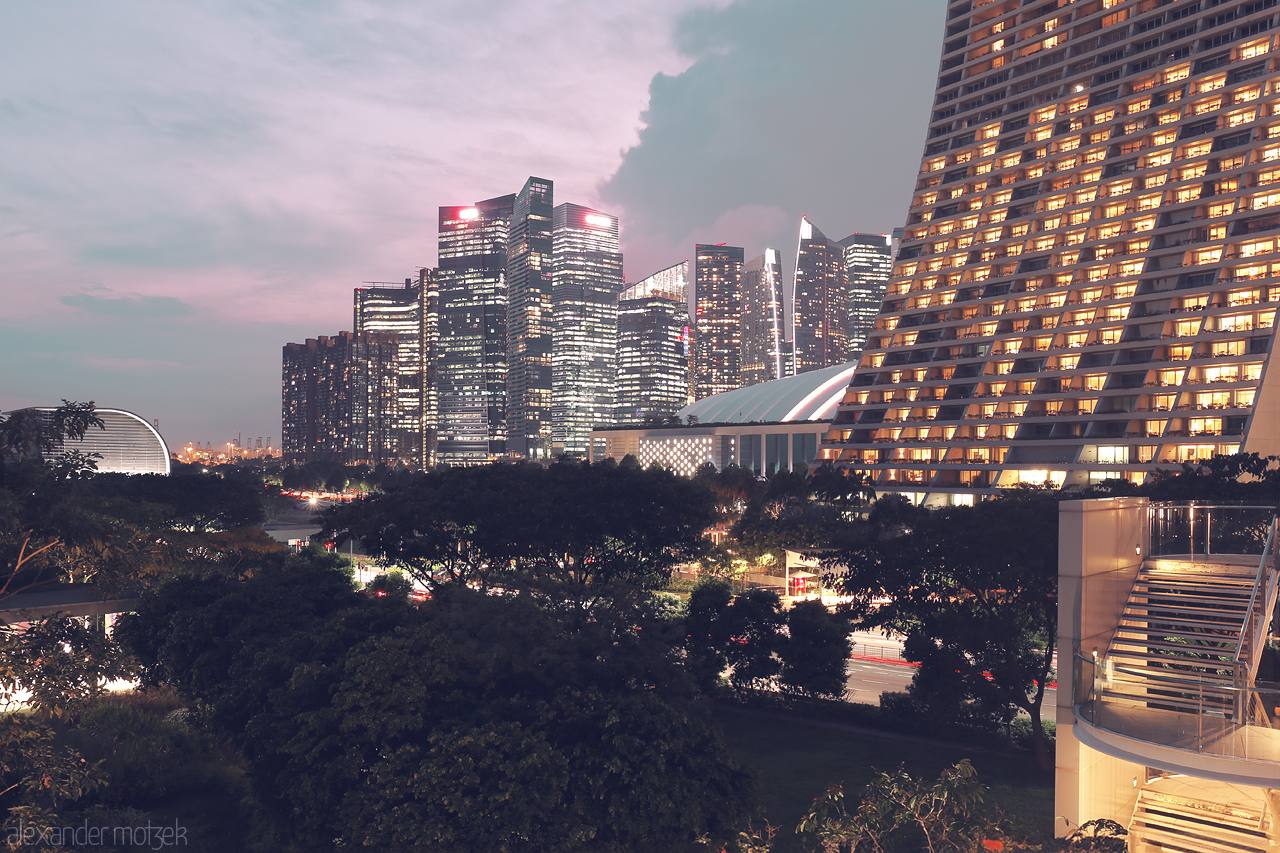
{"left": 459, "top": 208, "right": 480, "bottom": 221}
{"left": 584, "top": 213, "right": 612, "bottom": 228}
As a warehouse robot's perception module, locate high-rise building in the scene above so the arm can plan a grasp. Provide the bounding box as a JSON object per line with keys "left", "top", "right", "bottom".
{"left": 419, "top": 266, "right": 439, "bottom": 467}
{"left": 839, "top": 233, "right": 894, "bottom": 357}
{"left": 282, "top": 331, "right": 399, "bottom": 465}
{"left": 821, "top": 0, "right": 1280, "bottom": 502}
{"left": 436, "top": 194, "right": 515, "bottom": 463}
{"left": 792, "top": 218, "right": 848, "bottom": 374}
{"left": 740, "top": 249, "right": 792, "bottom": 386}
{"left": 506, "top": 177, "right": 555, "bottom": 458}
{"left": 693, "top": 244, "right": 745, "bottom": 399}
{"left": 551, "top": 203, "right": 623, "bottom": 455}
{"left": 615, "top": 261, "right": 692, "bottom": 424}
{"left": 354, "top": 278, "right": 424, "bottom": 465}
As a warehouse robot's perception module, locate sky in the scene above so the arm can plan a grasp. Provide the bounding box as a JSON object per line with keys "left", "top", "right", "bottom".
{"left": 0, "top": 0, "right": 946, "bottom": 448}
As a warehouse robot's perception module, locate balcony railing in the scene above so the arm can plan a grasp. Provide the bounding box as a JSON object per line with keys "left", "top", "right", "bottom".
{"left": 1147, "top": 503, "right": 1275, "bottom": 559}
{"left": 1074, "top": 652, "right": 1280, "bottom": 765}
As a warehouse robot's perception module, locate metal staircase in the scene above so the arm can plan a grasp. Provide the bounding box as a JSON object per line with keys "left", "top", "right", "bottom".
{"left": 1129, "top": 780, "right": 1274, "bottom": 853}
{"left": 1104, "top": 564, "right": 1256, "bottom": 716}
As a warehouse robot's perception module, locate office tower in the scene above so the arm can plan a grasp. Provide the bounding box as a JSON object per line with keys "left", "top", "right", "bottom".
{"left": 839, "top": 233, "right": 894, "bottom": 356}
{"left": 615, "top": 261, "right": 692, "bottom": 424}
{"left": 506, "top": 177, "right": 555, "bottom": 458}
{"left": 792, "top": 218, "right": 848, "bottom": 374}
{"left": 740, "top": 249, "right": 791, "bottom": 386}
{"left": 354, "top": 278, "right": 424, "bottom": 465}
{"left": 551, "top": 203, "right": 623, "bottom": 455}
{"left": 419, "top": 266, "right": 439, "bottom": 467}
{"left": 281, "top": 331, "right": 399, "bottom": 465}
{"left": 436, "top": 194, "right": 515, "bottom": 463}
{"left": 821, "top": 0, "right": 1280, "bottom": 499}
{"left": 693, "top": 244, "right": 745, "bottom": 399}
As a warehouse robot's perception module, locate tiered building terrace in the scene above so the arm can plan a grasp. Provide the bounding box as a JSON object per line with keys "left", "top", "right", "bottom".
{"left": 821, "top": 0, "right": 1280, "bottom": 503}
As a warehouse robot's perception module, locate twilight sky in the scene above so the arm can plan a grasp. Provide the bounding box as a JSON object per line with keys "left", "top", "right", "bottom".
{"left": 0, "top": 0, "right": 945, "bottom": 448}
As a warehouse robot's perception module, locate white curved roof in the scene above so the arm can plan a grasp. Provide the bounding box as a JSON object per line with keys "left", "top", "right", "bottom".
{"left": 677, "top": 362, "right": 858, "bottom": 424}
{"left": 34, "top": 407, "right": 171, "bottom": 475}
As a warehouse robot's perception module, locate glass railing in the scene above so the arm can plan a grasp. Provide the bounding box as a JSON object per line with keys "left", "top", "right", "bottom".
{"left": 1075, "top": 651, "right": 1280, "bottom": 764}
{"left": 1147, "top": 504, "right": 1275, "bottom": 559}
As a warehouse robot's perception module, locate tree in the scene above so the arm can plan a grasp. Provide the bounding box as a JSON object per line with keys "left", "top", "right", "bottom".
{"left": 319, "top": 461, "right": 716, "bottom": 601}
{"left": 780, "top": 600, "right": 851, "bottom": 699}
{"left": 684, "top": 579, "right": 734, "bottom": 693}
{"left": 826, "top": 492, "right": 1059, "bottom": 769}
{"left": 723, "top": 588, "right": 785, "bottom": 693}
{"left": 797, "top": 760, "right": 1001, "bottom": 853}
{"left": 120, "top": 564, "right": 760, "bottom": 852}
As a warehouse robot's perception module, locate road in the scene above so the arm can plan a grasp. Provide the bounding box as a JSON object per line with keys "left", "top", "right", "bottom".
{"left": 844, "top": 632, "right": 1057, "bottom": 716}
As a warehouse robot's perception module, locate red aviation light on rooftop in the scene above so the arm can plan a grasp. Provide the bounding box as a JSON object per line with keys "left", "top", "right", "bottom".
{"left": 459, "top": 208, "right": 480, "bottom": 221}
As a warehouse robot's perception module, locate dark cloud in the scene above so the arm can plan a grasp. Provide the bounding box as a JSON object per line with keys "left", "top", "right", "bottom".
{"left": 59, "top": 290, "right": 197, "bottom": 319}
{"left": 602, "top": 0, "right": 947, "bottom": 279}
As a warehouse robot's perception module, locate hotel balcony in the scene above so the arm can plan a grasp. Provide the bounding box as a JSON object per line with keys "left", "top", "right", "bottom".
{"left": 1058, "top": 499, "right": 1280, "bottom": 852}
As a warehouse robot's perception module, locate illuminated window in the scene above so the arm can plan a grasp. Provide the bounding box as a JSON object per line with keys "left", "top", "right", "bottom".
{"left": 1084, "top": 148, "right": 1107, "bottom": 164}
{"left": 1145, "top": 150, "right": 1173, "bottom": 169}
{"left": 1158, "top": 369, "right": 1185, "bottom": 386}
{"left": 1158, "top": 109, "right": 1182, "bottom": 125}
{"left": 1183, "top": 141, "right": 1213, "bottom": 158}
{"left": 1191, "top": 247, "right": 1221, "bottom": 265}
{"left": 1240, "top": 38, "right": 1271, "bottom": 60}
{"left": 1227, "top": 109, "right": 1257, "bottom": 128}
{"left": 1175, "top": 319, "right": 1201, "bottom": 337}
{"left": 1212, "top": 340, "right": 1246, "bottom": 358}
{"left": 1193, "top": 97, "right": 1223, "bottom": 116}
{"left": 1168, "top": 345, "right": 1193, "bottom": 360}
{"left": 1207, "top": 201, "right": 1235, "bottom": 217}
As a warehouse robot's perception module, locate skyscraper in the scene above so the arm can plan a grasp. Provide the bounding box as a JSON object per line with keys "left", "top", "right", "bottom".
{"left": 693, "top": 244, "right": 745, "bottom": 399}
{"left": 436, "top": 194, "right": 515, "bottom": 463}
{"left": 615, "top": 261, "right": 691, "bottom": 424}
{"left": 822, "top": 0, "right": 1280, "bottom": 500}
{"left": 506, "top": 177, "right": 555, "bottom": 458}
{"left": 839, "top": 233, "right": 894, "bottom": 357}
{"left": 792, "top": 218, "right": 848, "bottom": 374}
{"left": 282, "top": 331, "right": 399, "bottom": 465}
{"left": 354, "top": 278, "right": 424, "bottom": 465}
{"left": 740, "top": 249, "right": 791, "bottom": 386}
{"left": 551, "top": 203, "right": 623, "bottom": 455}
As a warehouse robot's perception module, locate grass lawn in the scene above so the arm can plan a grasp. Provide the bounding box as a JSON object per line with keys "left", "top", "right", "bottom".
{"left": 712, "top": 706, "right": 1054, "bottom": 852}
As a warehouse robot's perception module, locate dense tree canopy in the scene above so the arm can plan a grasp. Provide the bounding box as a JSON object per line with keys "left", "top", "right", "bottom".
{"left": 319, "top": 460, "right": 717, "bottom": 599}
{"left": 826, "top": 492, "right": 1059, "bottom": 769}
{"left": 119, "top": 557, "right": 759, "bottom": 852}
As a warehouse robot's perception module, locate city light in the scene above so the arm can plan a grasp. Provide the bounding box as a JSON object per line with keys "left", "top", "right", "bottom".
{"left": 459, "top": 208, "right": 480, "bottom": 220}
{"left": 584, "top": 213, "right": 611, "bottom": 228}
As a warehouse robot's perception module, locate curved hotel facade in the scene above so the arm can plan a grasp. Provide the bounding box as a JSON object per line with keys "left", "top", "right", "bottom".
{"left": 821, "top": 0, "right": 1280, "bottom": 505}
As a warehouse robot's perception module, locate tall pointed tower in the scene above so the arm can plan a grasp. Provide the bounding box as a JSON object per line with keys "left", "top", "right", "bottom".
{"left": 821, "top": 0, "right": 1280, "bottom": 504}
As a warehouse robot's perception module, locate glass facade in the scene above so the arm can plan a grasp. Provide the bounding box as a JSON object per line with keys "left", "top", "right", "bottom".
{"left": 694, "top": 244, "right": 746, "bottom": 399}
{"left": 551, "top": 203, "right": 623, "bottom": 455}
{"left": 506, "top": 177, "right": 555, "bottom": 458}
{"left": 741, "top": 248, "right": 792, "bottom": 386}
{"left": 354, "top": 279, "right": 425, "bottom": 466}
{"left": 615, "top": 261, "right": 691, "bottom": 424}
{"left": 437, "top": 194, "right": 515, "bottom": 463}
{"left": 823, "top": 0, "right": 1280, "bottom": 496}
{"left": 793, "top": 218, "right": 849, "bottom": 374}
{"left": 839, "top": 233, "right": 894, "bottom": 357}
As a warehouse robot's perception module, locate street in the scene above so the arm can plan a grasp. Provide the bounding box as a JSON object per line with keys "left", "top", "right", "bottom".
{"left": 843, "top": 632, "right": 1057, "bottom": 716}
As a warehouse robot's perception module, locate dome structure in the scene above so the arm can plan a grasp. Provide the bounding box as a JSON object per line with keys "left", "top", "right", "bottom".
{"left": 677, "top": 362, "right": 857, "bottom": 425}
{"left": 31, "top": 407, "right": 171, "bottom": 475}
